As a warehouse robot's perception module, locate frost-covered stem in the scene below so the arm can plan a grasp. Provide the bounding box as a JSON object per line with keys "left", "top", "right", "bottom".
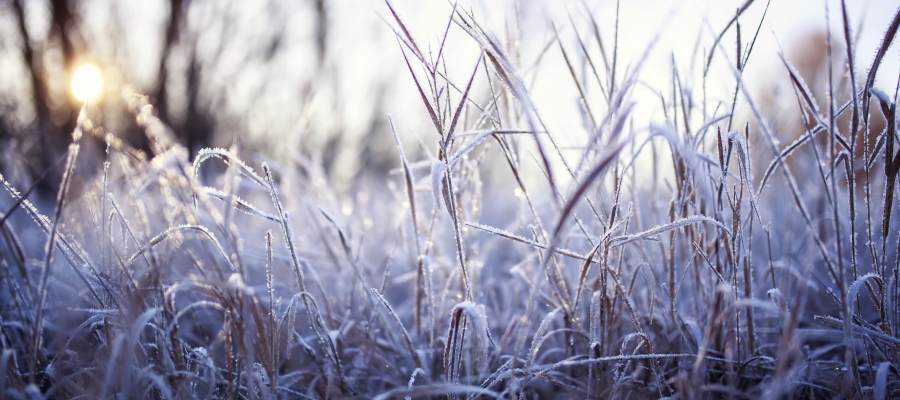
{"left": 30, "top": 107, "right": 90, "bottom": 382}
{"left": 445, "top": 170, "right": 471, "bottom": 300}
{"left": 825, "top": 9, "right": 859, "bottom": 392}
{"left": 263, "top": 164, "right": 306, "bottom": 293}
{"left": 265, "top": 230, "right": 278, "bottom": 392}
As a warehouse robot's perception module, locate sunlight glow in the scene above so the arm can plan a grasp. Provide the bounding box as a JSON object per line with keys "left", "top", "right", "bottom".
{"left": 71, "top": 64, "right": 103, "bottom": 102}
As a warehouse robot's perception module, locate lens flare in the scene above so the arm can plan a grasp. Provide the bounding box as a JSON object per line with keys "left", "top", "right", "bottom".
{"left": 71, "top": 64, "right": 103, "bottom": 102}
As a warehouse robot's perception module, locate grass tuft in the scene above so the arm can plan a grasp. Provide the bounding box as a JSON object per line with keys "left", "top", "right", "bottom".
{"left": 0, "top": 2, "right": 898, "bottom": 398}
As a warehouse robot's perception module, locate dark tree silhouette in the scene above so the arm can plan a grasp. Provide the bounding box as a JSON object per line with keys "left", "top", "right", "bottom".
{"left": 2, "top": 0, "right": 222, "bottom": 192}
{"left": 10, "top": 0, "right": 81, "bottom": 192}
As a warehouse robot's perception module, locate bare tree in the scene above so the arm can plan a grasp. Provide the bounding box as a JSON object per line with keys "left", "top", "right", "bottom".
{"left": 9, "top": 0, "right": 81, "bottom": 192}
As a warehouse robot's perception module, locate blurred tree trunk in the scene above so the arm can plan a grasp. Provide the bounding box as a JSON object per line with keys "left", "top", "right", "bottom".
{"left": 50, "top": 0, "right": 76, "bottom": 129}
{"left": 153, "top": 0, "right": 213, "bottom": 159}
{"left": 12, "top": 0, "right": 49, "bottom": 132}
{"left": 314, "top": 0, "right": 327, "bottom": 65}
{"left": 11, "top": 0, "right": 79, "bottom": 192}
{"left": 182, "top": 52, "right": 213, "bottom": 156}
{"left": 154, "top": 0, "right": 184, "bottom": 128}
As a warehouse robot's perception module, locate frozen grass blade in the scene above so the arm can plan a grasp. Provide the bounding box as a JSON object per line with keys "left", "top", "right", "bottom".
{"left": 465, "top": 221, "right": 600, "bottom": 264}
{"left": 609, "top": 215, "right": 729, "bottom": 248}
{"left": 1, "top": 173, "right": 96, "bottom": 286}
{"left": 202, "top": 188, "right": 280, "bottom": 222}
{"left": 398, "top": 42, "right": 442, "bottom": 137}
{"left": 553, "top": 22, "right": 597, "bottom": 129}
{"left": 0, "top": 155, "right": 68, "bottom": 230}
{"left": 263, "top": 164, "right": 306, "bottom": 292}
{"left": 862, "top": 5, "right": 900, "bottom": 122}
{"left": 443, "top": 53, "right": 483, "bottom": 150}
{"left": 703, "top": 0, "right": 756, "bottom": 73}
{"left": 526, "top": 307, "right": 561, "bottom": 367}
{"left": 371, "top": 288, "right": 420, "bottom": 369}
{"left": 371, "top": 384, "right": 500, "bottom": 400}
{"left": 880, "top": 101, "right": 898, "bottom": 270}
{"left": 123, "top": 224, "right": 234, "bottom": 270}
{"left": 572, "top": 213, "right": 631, "bottom": 314}
{"left": 384, "top": 0, "right": 425, "bottom": 66}
{"left": 542, "top": 114, "right": 632, "bottom": 273}
{"left": 777, "top": 53, "right": 851, "bottom": 151}
{"left": 707, "top": 18, "right": 862, "bottom": 396}
{"left": 453, "top": 10, "right": 562, "bottom": 204}
{"left": 2, "top": 4, "right": 898, "bottom": 399}
{"left": 29, "top": 108, "right": 101, "bottom": 382}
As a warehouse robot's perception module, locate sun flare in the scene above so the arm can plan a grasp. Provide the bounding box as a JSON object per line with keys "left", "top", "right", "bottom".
{"left": 71, "top": 64, "right": 103, "bottom": 102}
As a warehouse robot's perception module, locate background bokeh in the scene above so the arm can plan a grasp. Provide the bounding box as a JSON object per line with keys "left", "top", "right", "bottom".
{"left": 0, "top": 0, "right": 897, "bottom": 192}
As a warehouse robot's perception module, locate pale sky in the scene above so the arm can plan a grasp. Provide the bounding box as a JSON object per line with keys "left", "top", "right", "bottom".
{"left": 374, "top": 0, "right": 900, "bottom": 186}
{"left": 0, "top": 0, "right": 897, "bottom": 183}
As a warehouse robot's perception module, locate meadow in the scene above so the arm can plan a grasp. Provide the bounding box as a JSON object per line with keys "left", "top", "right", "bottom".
{"left": 1, "top": 0, "right": 899, "bottom": 398}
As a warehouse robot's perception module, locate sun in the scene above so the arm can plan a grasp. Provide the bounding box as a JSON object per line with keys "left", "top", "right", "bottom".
{"left": 71, "top": 64, "right": 103, "bottom": 102}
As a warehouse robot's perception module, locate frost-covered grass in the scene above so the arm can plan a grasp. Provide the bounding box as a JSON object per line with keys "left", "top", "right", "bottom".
{"left": 1, "top": 2, "right": 900, "bottom": 399}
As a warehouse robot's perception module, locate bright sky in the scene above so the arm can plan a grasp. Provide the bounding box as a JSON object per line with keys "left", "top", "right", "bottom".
{"left": 372, "top": 0, "right": 899, "bottom": 187}
{"left": 1, "top": 0, "right": 897, "bottom": 184}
